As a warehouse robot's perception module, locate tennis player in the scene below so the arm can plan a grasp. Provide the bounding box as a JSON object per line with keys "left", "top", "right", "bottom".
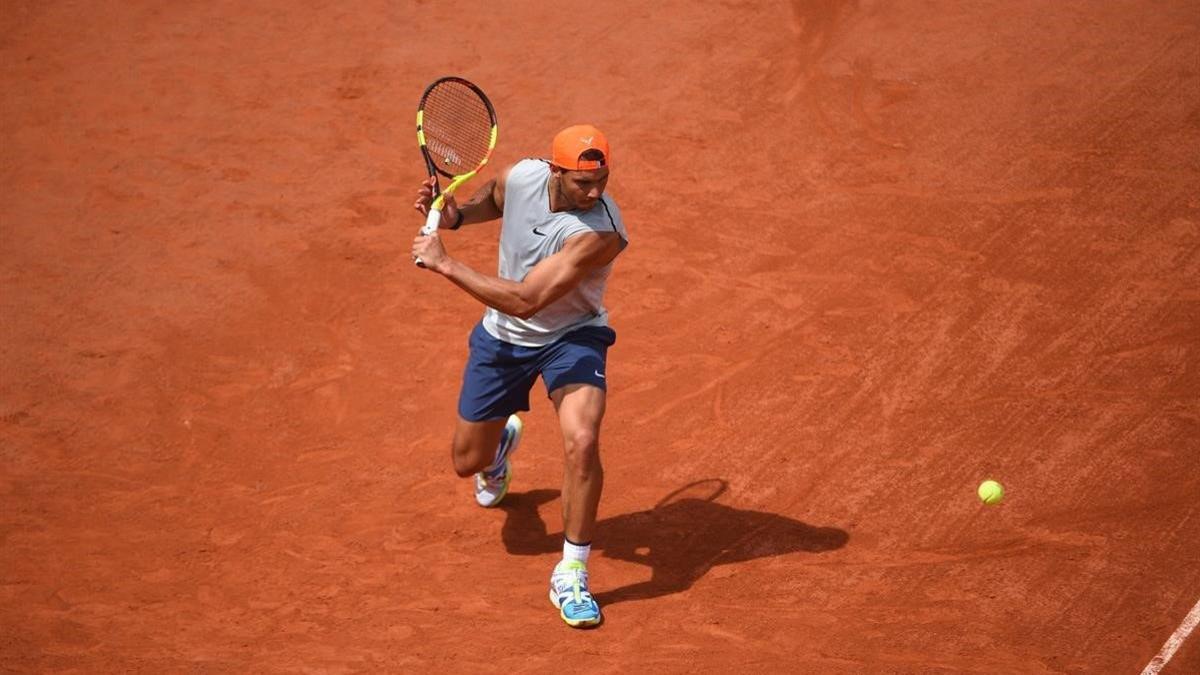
{"left": 411, "top": 124, "right": 628, "bottom": 628}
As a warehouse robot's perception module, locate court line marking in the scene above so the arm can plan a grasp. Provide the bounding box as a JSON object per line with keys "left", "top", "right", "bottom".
{"left": 1141, "top": 596, "right": 1200, "bottom": 675}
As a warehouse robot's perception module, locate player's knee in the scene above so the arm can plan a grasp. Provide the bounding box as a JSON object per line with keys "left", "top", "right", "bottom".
{"left": 452, "top": 455, "right": 476, "bottom": 478}
{"left": 450, "top": 439, "right": 484, "bottom": 477}
{"left": 563, "top": 429, "right": 600, "bottom": 471}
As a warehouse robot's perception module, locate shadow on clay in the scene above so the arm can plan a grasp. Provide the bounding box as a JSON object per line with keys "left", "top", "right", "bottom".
{"left": 499, "top": 479, "right": 849, "bottom": 607}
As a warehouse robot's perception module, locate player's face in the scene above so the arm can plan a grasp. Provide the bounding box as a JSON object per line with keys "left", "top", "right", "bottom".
{"left": 557, "top": 167, "right": 609, "bottom": 210}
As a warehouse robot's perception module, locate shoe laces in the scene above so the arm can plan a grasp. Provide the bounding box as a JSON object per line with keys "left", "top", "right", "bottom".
{"left": 552, "top": 562, "right": 593, "bottom": 602}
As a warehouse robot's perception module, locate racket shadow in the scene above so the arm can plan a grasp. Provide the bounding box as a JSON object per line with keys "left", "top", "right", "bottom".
{"left": 499, "top": 480, "right": 849, "bottom": 607}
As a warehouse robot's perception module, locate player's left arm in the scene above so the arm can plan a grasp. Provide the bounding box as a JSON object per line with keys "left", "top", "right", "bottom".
{"left": 412, "top": 231, "right": 622, "bottom": 319}
{"left": 413, "top": 164, "right": 512, "bottom": 229}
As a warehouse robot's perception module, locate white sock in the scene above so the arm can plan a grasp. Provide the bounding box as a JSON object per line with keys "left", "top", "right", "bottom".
{"left": 561, "top": 538, "right": 591, "bottom": 566}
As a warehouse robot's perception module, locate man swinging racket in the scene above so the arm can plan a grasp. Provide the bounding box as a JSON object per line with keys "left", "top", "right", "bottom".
{"left": 411, "top": 124, "right": 628, "bottom": 628}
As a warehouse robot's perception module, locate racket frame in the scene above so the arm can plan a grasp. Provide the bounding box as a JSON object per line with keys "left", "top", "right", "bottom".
{"left": 416, "top": 77, "right": 498, "bottom": 237}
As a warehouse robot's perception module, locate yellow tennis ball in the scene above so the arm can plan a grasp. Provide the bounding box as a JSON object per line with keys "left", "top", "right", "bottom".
{"left": 978, "top": 479, "right": 1004, "bottom": 505}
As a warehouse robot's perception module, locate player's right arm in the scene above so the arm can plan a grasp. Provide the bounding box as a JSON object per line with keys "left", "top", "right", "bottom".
{"left": 413, "top": 164, "right": 511, "bottom": 229}
{"left": 413, "top": 230, "right": 622, "bottom": 318}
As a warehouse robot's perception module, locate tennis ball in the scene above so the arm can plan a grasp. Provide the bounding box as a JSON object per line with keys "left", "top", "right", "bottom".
{"left": 978, "top": 479, "right": 1004, "bottom": 505}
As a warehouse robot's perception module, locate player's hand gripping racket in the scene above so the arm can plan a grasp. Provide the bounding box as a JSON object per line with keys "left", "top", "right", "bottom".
{"left": 414, "top": 76, "right": 498, "bottom": 267}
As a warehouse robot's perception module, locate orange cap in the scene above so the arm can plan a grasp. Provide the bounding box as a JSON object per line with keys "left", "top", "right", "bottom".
{"left": 551, "top": 124, "right": 610, "bottom": 170}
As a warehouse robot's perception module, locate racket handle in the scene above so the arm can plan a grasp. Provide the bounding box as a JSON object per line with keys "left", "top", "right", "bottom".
{"left": 414, "top": 208, "right": 442, "bottom": 268}
{"left": 421, "top": 207, "right": 442, "bottom": 235}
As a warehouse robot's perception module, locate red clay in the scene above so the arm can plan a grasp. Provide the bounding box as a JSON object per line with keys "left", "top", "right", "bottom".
{"left": 3, "top": 1, "right": 1199, "bottom": 672}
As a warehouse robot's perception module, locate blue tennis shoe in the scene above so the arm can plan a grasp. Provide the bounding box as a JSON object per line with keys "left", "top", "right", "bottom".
{"left": 549, "top": 560, "right": 602, "bottom": 627}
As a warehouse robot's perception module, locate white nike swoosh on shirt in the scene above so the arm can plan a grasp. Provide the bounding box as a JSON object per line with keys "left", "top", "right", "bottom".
{"left": 594, "top": 370, "right": 605, "bottom": 378}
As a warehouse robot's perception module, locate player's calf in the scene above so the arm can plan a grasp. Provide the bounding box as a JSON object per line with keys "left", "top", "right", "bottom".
{"left": 450, "top": 417, "right": 508, "bottom": 477}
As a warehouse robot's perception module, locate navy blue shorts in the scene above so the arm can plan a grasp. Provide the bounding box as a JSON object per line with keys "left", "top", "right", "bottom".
{"left": 457, "top": 322, "right": 617, "bottom": 422}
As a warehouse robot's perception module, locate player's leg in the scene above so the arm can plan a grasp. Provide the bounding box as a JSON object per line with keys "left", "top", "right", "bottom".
{"left": 551, "top": 383, "right": 605, "bottom": 544}
{"left": 537, "top": 324, "right": 615, "bottom": 628}
{"left": 546, "top": 383, "right": 606, "bottom": 628}
{"left": 455, "top": 322, "right": 537, "bottom": 506}
{"left": 449, "top": 417, "right": 507, "bottom": 477}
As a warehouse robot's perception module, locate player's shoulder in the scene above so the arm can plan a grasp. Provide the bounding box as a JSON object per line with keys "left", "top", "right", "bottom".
{"left": 508, "top": 157, "right": 550, "bottom": 179}
{"left": 597, "top": 193, "right": 622, "bottom": 219}
{"left": 499, "top": 158, "right": 548, "bottom": 194}
{"left": 561, "top": 225, "right": 625, "bottom": 265}
{"left": 582, "top": 194, "right": 623, "bottom": 230}
{"left": 557, "top": 195, "right": 627, "bottom": 253}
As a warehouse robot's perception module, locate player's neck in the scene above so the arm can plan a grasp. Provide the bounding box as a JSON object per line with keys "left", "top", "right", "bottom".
{"left": 547, "top": 174, "right": 564, "bottom": 211}
{"left": 547, "top": 174, "right": 571, "bottom": 213}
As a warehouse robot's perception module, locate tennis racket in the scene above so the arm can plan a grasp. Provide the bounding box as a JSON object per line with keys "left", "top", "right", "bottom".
{"left": 414, "top": 76, "right": 498, "bottom": 266}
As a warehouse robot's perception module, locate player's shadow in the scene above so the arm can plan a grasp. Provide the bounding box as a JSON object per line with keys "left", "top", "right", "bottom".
{"left": 499, "top": 479, "right": 849, "bottom": 606}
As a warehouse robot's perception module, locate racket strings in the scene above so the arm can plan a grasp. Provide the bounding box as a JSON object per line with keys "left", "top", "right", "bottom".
{"left": 422, "top": 83, "right": 493, "bottom": 175}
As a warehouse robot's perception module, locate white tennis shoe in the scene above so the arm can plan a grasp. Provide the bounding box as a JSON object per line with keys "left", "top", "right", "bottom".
{"left": 474, "top": 414, "right": 522, "bottom": 508}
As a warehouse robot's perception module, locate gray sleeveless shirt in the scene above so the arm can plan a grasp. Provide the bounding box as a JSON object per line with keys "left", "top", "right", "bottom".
{"left": 481, "top": 159, "right": 628, "bottom": 347}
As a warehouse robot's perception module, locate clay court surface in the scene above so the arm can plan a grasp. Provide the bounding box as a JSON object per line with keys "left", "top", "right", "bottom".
{"left": 3, "top": 0, "right": 1200, "bottom": 672}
